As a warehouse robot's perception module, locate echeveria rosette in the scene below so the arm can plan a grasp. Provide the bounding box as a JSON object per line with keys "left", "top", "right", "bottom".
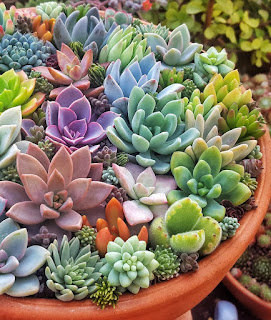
{"left": 149, "top": 198, "right": 222, "bottom": 256}
{"left": 99, "top": 25, "right": 151, "bottom": 71}
{"left": 168, "top": 146, "right": 252, "bottom": 221}
{"left": 36, "top": 2, "right": 63, "bottom": 21}
{"left": 107, "top": 86, "right": 201, "bottom": 174}
{"left": 0, "top": 106, "right": 32, "bottom": 169}
{"left": 0, "top": 69, "right": 45, "bottom": 117}
{"left": 0, "top": 218, "right": 49, "bottom": 297}
{"left": 44, "top": 85, "right": 119, "bottom": 153}
{"left": 104, "top": 53, "right": 161, "bottom": 117}
{"left": 45, "top": 235, "right": 104, "bottom": 301}
{"left": 53, "top": 7, "right": 117, "bottom": 59}
{"left": 193, "top": 47, "right": 235, "bottom": 89}
{"left": 112, "top": 162, "right": 177, "bottom": 226}
{"left": 100, "top": 236, "right": 159, "bottom": 294}
{"left": 0, "top": 144, "right": 113, "bottom": 235}
{"left": 145, "top": 24, "right": 202, "bottom": 70}
{"left": 0, "top": 32, "right": 52, "bottom": 74}
{"left": 33, "top": 43, "right": 97, "bottom": 99}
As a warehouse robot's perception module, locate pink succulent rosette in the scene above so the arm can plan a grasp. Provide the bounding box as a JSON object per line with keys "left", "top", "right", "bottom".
{"left": 33, "top": 43, "right": 104, "bottom": 98}
{"left": 0, "top": 144, "right": 113, "bottom": 235}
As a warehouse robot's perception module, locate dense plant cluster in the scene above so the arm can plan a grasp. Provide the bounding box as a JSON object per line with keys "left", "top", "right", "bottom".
{"left": 0, "top": 1, "right": 266, "bottom": 310}
{"left": 231, "top": 212, "right": 271, "bottom": 302}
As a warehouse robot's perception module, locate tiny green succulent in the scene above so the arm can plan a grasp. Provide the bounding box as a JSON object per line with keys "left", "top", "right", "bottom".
{"left": 150, "top": 198, "right": 222, "bottom": 256}
{"left": 36, "top": 1, "right": 63, "bottom": 21}
{"left": 100, "top": 236, "right": 159, "bottom": 294}
{"left": 248, "top": 145, "right": 262, "bottom": 160}
{"left": 219, "top": 217, "right": 240, "bottom": 241}
{"left": 90, "top": 277, "right": 121, "bottom": 309}
{"left": 150, "top": 245, "right": 180, "bottom": 281}
{"left": 251, "top": 256, "right": 271, "bottom": 283}
{"left": 69, "top": 41, "right": 85, "bottom": 59}
{"left": 102, "top": 166, "right": 119, "bottom": 186}
{"left": 45, "top": 236, "right": 104, "bottom": 301}
{"left": 88, "top": 63, "right": 106, "bottom": 88}
{"left": 240, "top": 172, "right": 258, "bottom": 195}
{"left": 0, "top": 164, "right": 20, "bottom": 184}
{"left": 75, "top": 226, "right": 97, "bottom": 250}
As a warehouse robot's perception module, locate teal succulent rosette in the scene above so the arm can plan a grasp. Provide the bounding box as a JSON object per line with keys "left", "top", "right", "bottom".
{"left": 0, "top": 2, "right": 266, "bottom": 306}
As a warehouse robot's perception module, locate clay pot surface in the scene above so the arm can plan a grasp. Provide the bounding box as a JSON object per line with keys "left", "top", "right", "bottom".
{"left": 223, "top": 272, "right": 271, "bottom": 320}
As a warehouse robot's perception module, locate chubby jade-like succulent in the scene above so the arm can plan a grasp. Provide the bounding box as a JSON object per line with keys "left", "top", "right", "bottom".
{"left": 99, "top": 26, "right": 151, "bottom": 71}
{"left": 0, "top": 32, "right": 52, "bottom": 74}
{"left": 45, "top": 235, "right": 104, "bottom": 301}
{"left": 149, "top": 198, "right": 222, "bottom": 256}
{"left": 0, "top": 4, "right": 17, "bottom": 39}
{"left": 0, "top": 69, "right": 45, "bottom": 116}
{"left": 145, "top": 24, "right": 202, "bottom": 70}
{"left": 107, "top": 86, "right": 200, "bottom": 174}
{"left": 104, "top": 9, "right": 133, "bottom": 31}
{"left": 104, "top": 53, "right": 161, "bottom": 113}
{"left": 42, "top": 85, "right": 119, "bottom": 153}
{"left": 112, "top": 162, "right": 177, "bottom": 226}
{"left": 0, "top": 144, "right": 113, "bottom": 234}
{"left": 219, "top": 216, "right": 240, "bottom": 241}
{"left": 36, "top": 2, "right": 63, "bottom": 21}
{"left": 32, "top": 15, "right": 55, "bottom": 42}
{"left": 33, "top": 43, "right": 94, "bottom": 98}
{"left": 168, "top": 146, "right": 252, "bottom": 221}
{"left": 0, "top": 218, "right": 49, "bottom": 297}
{"left": 193, "top": 47, "right": 235, "bottom": 89}
{"left": 100, "top": 235, "right": 159, "bottom": 294}
{"left": 0, "top": 106, "right": 31, "bottom": 169}
{"left": 218, "top": 103, "right": 265, "bottom": 141}
{"left": 53, "top": 7, "right": 116, "bottom": 59}
{"left": 203, "top": 70, "right": 252, "bottom": 109}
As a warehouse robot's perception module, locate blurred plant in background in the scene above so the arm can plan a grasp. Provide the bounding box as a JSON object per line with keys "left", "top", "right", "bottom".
{"left": 141, "top": 0, "right": 271, "bottom": 70}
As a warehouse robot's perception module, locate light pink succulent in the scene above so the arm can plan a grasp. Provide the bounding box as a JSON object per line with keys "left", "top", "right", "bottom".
{"left": 0, "top": 144, "right": 113, "bottom": 233}
{"left": 112, "top": 163, "right": 177, "bottom": 226}
{"left": 33, "top": 43, "right": 103, "bottom": 98}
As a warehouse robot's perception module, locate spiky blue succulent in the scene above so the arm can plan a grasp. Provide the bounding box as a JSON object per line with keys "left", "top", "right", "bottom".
{"left": 104, "top": 53, "right": 161, "bottom": 117}
{"left": 53, "top": 7, "right": 116, "bottom": 60}
{"left": 0, "top": 32, "right": 52, "bottom": 73}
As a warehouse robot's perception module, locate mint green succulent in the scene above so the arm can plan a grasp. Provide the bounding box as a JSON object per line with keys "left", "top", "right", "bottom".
{"left": 0, "top": 106, "right": 30, "bottom": 169}
{"left": 150, "top": 245, "right": 180, "bottom": 281}
{"left": 36, "top": 2, "right": 63, "bottom": 21}
{"left": 168, "top": 146, "right": 252, "bottom": 221}
{"left": 219, "top": 217, "right": 240, "bottom": 241}
{"left": 193, "top": 47, "right": 235, "bottom": 89}
{"left": 145, "top": 24, "right": 203, "bottom": 70}
{"left": 107, "top": 86, "right": 200, "bottom": 174}
{"left": 218, "top": 103, "right": 265, "bottom": 141}
{"left": 99, "top": 236, "right": 159, "bottom": 294}
{"left": 135, "top": 22, "right": 169, "bottom": 41}
{"left": 45, "top": 236, "right": 104, "bottom": 301}
{"left": 248, "top": 145, "right": 262, "bottom": 160}
{"left": 0, "top": 218, "right": 49, "bottom": 297}
{"left": 104, "top": 9, "right": 133, "bottom": 31}
{"left": 99, "top": 26, "right": 151, "bottom": 71}
{"left": 149, "top": 198, "right": 222, "bottom": 256}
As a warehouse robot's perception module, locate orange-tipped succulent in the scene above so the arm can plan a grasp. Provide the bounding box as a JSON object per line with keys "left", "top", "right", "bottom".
{"left": 32, "top": 15, "right": 55, "bottom": 42}
{"left": 95, "top": 198, "right": 148, "bottom": 256}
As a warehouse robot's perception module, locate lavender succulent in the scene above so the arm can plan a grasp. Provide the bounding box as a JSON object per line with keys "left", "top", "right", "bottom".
{"left": 0, "top": 218, "right": 49, "bottom": 297}
{"left": 44, "top": 85, "right": 119, "bottom": 153}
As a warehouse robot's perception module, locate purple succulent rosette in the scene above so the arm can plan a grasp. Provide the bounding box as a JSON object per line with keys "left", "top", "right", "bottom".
{"left": 43, "top": 85, "right": 119, "bottom": 153}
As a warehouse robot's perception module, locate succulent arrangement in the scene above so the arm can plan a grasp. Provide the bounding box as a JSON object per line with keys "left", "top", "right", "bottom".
{"left": 231, "top": 212, "right": 271, "bottom": 302}
{"left": 0, "top": 1, "right": 267, "bottom": 311}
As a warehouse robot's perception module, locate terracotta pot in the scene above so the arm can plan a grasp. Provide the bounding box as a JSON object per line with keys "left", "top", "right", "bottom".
{"left": 223, "top": 272, "right": 271, "bottom": 320}
{"left": 2, "top": 8, "right": 271, "bottom": 320}
{"left": 1, "top": 131, "right": 271, "bottom": 320}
